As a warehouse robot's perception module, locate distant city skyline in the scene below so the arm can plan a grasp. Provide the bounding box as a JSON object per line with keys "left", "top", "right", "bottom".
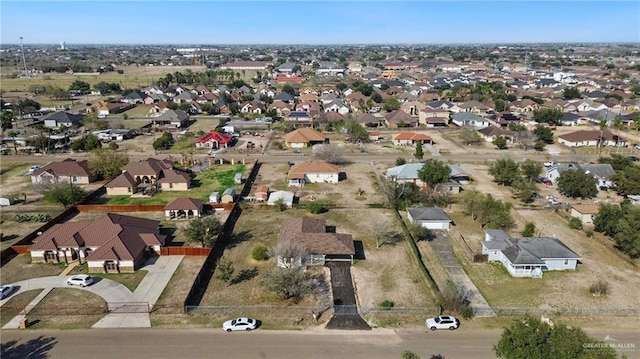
{"left": 1, "top": 1, "right": 639, "bottom": 45}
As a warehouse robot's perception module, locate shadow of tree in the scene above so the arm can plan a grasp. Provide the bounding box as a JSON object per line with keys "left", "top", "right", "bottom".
{"left": 230, "top": 267, "right": 259, "bottom": 285}
{"left": 1, "top": 335, "right": 57, "bottom": 359}
{"left": 226, "top": 230, "right": 252, "bottom": 249}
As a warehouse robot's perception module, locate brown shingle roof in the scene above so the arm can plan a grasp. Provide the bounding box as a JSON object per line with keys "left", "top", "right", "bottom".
{"left": 164, "top": 198, "right": 204, "bottom": 211}
{"left": 279, "top": 217, "right": 355, "bottom": 256}
{"left": 558, "top": 130, "right": 621, "bottom": 142}
{"left": 289, "top": 161, "right": 340, "bottom": 178}
{"left": 32, "top": 158, "right": 92, "bottom": 178}
{"left": 105, "top": 172, "right": 137, "bottom": 188}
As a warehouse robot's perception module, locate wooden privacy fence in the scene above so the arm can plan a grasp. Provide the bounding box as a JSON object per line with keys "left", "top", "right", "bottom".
{"left": 76, "top": 204, "right": 165, "bottom": 212}
{"left": 160, "top": 247, "right": 211, "bottom": 256}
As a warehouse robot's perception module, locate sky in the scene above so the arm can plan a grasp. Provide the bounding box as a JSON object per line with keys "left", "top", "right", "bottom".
{"left": 1, "top": 1, "right": 639, "bottom": 45}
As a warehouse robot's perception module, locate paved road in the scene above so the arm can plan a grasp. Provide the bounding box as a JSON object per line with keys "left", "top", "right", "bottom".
{"left": 1, "top": 328, "right": 638, "bottom": 359}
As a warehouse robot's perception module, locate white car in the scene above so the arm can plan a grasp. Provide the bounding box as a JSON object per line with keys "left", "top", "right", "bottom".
{"left": 0, "top": 284, "right": 17, "bottom": 299}
{"left": 28, "top": 165, "right": 40, "bottom": 174}
{"left": 425, "top": 315, "right": 460, "bottom": 331}
{"left": 222, "top": 317, "right": 257, "bottom": 332}
{"left": 66, "top": 274, "right": 94, "bottom": 287}
{"left": 543, "top": 161, "right": 554, "bottom": 167}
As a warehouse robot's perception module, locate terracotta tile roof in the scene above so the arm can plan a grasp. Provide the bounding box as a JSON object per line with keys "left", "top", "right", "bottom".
{"left": 289, "top": 161, "right": 340, "bottom": 178}
{"left": 164, "top": 198, "right": 204, "bottom": 210}
{"left": 32, "top": 158, "right": 92, "bottom": 178}
{"left": 284, "top": 128, "right": 326, "bottom": 144}
{"left": 197, "top": 131, "right": 233, "bottom": 144}
{"left": 393, "top": 132, "right": 432, "bottom": 141}
{"left": 279, "top": 217, "right": 355, "bottom": 256}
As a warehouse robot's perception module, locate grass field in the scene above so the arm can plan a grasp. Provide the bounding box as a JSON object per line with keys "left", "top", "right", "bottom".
{"left": 73, "top": 263, "right": 148, "bottom": 292}
{"left": 0, "top": 255, "right": 65, "bottom": 285}
{"left": 26, "top": 288, "right": 106, "bottom": 330}
{"left": 1, "top": 72, "right": 161, "bottom": 93}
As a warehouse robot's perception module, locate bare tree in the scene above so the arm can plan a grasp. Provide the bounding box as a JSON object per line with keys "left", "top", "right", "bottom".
{"left": 312, "top": 144, "right": 345, "bottom": 164}
{"left": 517, "top": 131, "right": 536, "bottom": 151}
{"left": 368, "top": 212, "right": 402, "bottom": 248}
{"left": 271, "top": 240, "right": 307, "bottom": 268}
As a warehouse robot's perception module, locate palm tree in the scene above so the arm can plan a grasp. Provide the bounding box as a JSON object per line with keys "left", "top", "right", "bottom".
{"left": 598, "top": 119, "right": 608, "bottom": 157}
{"left": 7, "top": 130, "right": 19, "bottom": 154}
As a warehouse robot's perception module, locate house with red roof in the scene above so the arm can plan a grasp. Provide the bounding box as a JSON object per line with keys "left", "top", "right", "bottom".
{"left": 30, "top": 213, "right": 165, "bottom": 273}
{"left": 392, "top": 132, "right": 433, "bottom": 146}
{"left": 195, "top": 131, "right": 233, "bottom": 150}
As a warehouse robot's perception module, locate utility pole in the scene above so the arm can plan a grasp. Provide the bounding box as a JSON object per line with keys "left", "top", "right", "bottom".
{"left": 20, "top": 37, "right": 28, "bottom": 75}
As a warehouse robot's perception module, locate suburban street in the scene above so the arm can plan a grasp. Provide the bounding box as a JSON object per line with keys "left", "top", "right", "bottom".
{"left": 2, "top": 328, "right": 638, "bottom": 359}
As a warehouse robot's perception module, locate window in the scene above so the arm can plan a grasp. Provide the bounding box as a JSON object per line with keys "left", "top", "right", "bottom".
{"left": 72, "top": 176, "right": 78, "bottom": 182}
{"left": 105, "top": 261, "right": 117, "bottom": 271}
{"left": 45, "top": 251, "right": 57, "bottom": 261}
{"left": 564, "top": 259, "right": 569, "bottom": 265}
{"left": 127, "top": 188, "right": 131, "bottom": 193}
{"left": 169, "top": 183, "right": 173, "bottom": 189}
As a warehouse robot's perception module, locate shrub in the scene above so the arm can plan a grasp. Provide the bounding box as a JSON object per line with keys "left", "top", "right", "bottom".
{"left": 401, "top": 351, "right": 421, "bottom": 359}
{"left": 395, "top": 157, "right": 407, "bottom": 166}
{"left": 438, "top": 287, "right": 474, "bottom": 320}
{"left": 568, "top": 217, "right": 583, "bottom": 230}
{"left": 306, "top": 202, "right": 327, "bottom": 214}
{"left": 251, "top": 245, "right": 269, "bottom": 261}
{"left": 14, "top": 213, "right": 52, "bottom": 223}
{"left": 589, "top": 280, "right": 610, "bottom": 296}
{"left": 273, "top": 199, "right": 287, "bottom": 212}
{"left": 521, "top": 222, "right": 536, "bottom": 237}
{"left": 379, "top": 300, "right": 395, "bottom": 309}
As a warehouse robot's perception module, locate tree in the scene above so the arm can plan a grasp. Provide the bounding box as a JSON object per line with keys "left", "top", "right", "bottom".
{"left": 383, "top": 96, "right": 401, "bottom": 112}
{"left": 493, "top": 99, "right": 507, "bottom": 112}
{"left": 459, "top": 190, "right": 484, "bottom": 221}
{"left": 43, "top": 183, "right": 87, "bottom": 208}
{"left": 70, "top": 134, "right": 102, "bottom": 152}
{"left": 493, "top": 136, "right": 508, "bottom": 149}
{"left": 520, "top": 159, "right": 543, "bottom": 183}
{"left": 414, "top": 141, "right": 424, "bottom": 161}
{"left": 418, "top": 159, "right": 451, "bottom": 188}
{"left": 594, "top": 202, "right": 624, "bottom": 237}
{"left": 395, "top": 157, "right": 407, "bottom": 166}
{"left": 522, "top": 222, "right": 536, "bottom": 237}
{"left": 401, "top": 351, "right": 421, "bottom": 359}
{"left": 512, "top": 180, "right": 538, "bottom": 203}
{"left": 343, "top": 119, "right": 369, "bottom": 143}
{"left": 89, "top": 148, "right": 129, "bottom": 179}
{"left": 182, "top": 216, "right": 222, "bottom": 247}
{"left": 517, "top": 131, "right": 537, "bottom": 151}
{"left": 494, "top": 316, "right": 618, "bottom": 359}
{"left": 533, "top": 126, "right": 554, "bottom": 144}
{"left": 489, "top": 159, "right": 521, "bottom": 186}
{"left": 7, "top": 130, "right": 19, "bottom": 154}
{"left": 562, "top": 86, "right": 582, "bottom": 99}
{"left": 533, "top": 109, "right": 563, "bottom": 125}
{"left": 612, "top": 207, "right": 640, "bottom": 258}
{"left": 69, "top": 80, "right": 90, "bottom": 94}
{"left": 460, "top": 129, "right": 483, "bottom": 145}
{"left": 153, "top": 131, "right": 174, "bottom": 150}
{"left": 598, "top": 154, "right": 633, "bottom": 171}
{"left": 557, "top": 169, "right": 598, "bottom": 199}
{"left": 1, "top": 111, "right": 13, "bottom": 130}
{"left": 281, "top": 84, "right": 296, "bottom": 96}
{"left": 477, "top": 195, "right": 514, "bottom": 229}
{"left": 311, "top": 144, "right": 344, "bottom": 164}
{"left": 216, "top": 260, "right": 235, "bottom": 286}
{"left": 611, "top": 165, "right": 640, "bottom": 196}
{"left": 261, "top": 267, "right": 312, "bottom": 302}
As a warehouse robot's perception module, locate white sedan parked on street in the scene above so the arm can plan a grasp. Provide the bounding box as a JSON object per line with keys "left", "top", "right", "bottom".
{"left": 222, "top": 317, "right": 258, "bottom": 332}
{"left": 425, "top": 315, "right": 460, "bottom": 331}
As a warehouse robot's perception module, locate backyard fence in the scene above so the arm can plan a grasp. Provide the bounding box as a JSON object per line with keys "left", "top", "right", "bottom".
{"left": 76, "top": 204, "right": 165, "bottom": 212}
{"left": 183, "top": 305, "right": 324, "bottom": 323}
{"left": 160, "top": 247, "right": 211, "bottom": 256}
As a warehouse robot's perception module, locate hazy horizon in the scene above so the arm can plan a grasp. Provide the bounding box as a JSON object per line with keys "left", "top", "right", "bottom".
{"left": 1, "top": 1, "right": 639, "bottom": 45}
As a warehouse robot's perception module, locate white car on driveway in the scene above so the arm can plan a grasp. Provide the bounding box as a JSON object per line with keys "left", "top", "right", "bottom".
{"left": 66, "top": 274, "right": 94, "bottom": 287}
{"left": 222, "top": 317, "right": 257, "bottom": 332}
{"left": 425, "top": 315, "right": 460, "bottom": 331}
{"left": 0, "top": 284, "right": 17, "bottom": 299}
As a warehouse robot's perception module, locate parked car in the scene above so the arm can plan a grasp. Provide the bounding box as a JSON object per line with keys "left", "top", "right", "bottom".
{"left": 0, "top": 284, "right": 17, "bottom": 300}
{"left": 536, "top": 177, "right": 553, "bottom": 186}
{"left": 222, "top": 317, "right": 257, "bottom": 332}
{"left": 28, "top": 165, "right": 40, "bottom": 174}
{"left": 425, "top": 315, "right": 460, "bottom": 331}
{"left": 66, "top": 274, "right": 93, "bottom": 287}
{"left": 543, "top": 161, "right": 555, "bottom": 167}
{"left": 628, "top": 156, "right": 639, "bottom": 162}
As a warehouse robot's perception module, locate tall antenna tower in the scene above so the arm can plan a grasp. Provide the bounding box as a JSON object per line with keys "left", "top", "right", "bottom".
{"left": 20, "top": 37, "right": 28, "bottom": 75}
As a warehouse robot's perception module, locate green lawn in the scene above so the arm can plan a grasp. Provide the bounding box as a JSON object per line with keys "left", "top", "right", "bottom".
{"left": 1, "top": 73, "right": 161, "bottom": 92}
{"left": 103, "top": 163, "right": 246, "bottom": 205}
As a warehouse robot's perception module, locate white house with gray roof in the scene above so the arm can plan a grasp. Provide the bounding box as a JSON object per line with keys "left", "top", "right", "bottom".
{"left": 482, "top": 230, "right": 581, "bottom": 278}
{"left": 451, "top": 112, "right": 490, "bottom": 129}
{"left": 545, "top": 163, "right": 616, "bottom": 190}
{"left": 386, "top": 163, "right": 471, "bottom": 187}
{"left": 406, "top": 207, "right": 452, "bottom": 230}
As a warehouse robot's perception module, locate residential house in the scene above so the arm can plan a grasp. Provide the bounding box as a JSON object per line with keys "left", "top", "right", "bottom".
{"left": 324, "top": 99, "right": 350, "bottom": 115}
{"left": 451, "top": 112, "right": 490, "bottom": 129}
{"left": 386, "top": 163, "right": 471, "bottom": 187}
{"left": 392, "top": 132, "right": 433, "bottom": 146}
{"left": 570, "top": 204, "right": 599, "bottom": 225}
{"left": 482, "top": 229, "right": 581, "bottom": 278}
{"left": 545, "top": 163, "right": 615, "bottom": 190}
{"left": 30, "top": 213, "right": 165, "bottom": 273}
{"left": 151, "top": 109, "right": 190, "bottom": 128}
{"left": 509, "top": 99, "right": 539, "bottom": 113}
{"left": 284, "top": 128, "right": 327, "bottom": 148}
{"left": 30, "top": 158, "right": 95, "bottom": 184}
{"left": 121, "top": 91, "right": 150, "bottom": 104}
{"left": 42, "top": 111, "right": 83, "bottom": 128}
{"left": 105, "top": 171, "right": 137, "bottom": 196}
{"left": 267, "top": 190, "right": 294, "bottom": 207}
{"left": 557, "top": 130, "right": 627, "bottom": 147}
{"left": 477, "top": 126, "right": 518, "bottom": 144}
{"left": 196, "top": 131, "right": 233, "bottom": 149}
{"left": 288, "top": 161, "right": 340, "bottom": 187}
{"left": 108, "top": 158, "right": 190, "bottom": 194}
{"left": 458, "top": 100, "right": 490, "bottom": 114}
{"left": 164, "top": 198, "right": 204, "bottom": 220}
{"left": 406, "top": 207, "right": 452, "bottom": 230}
{"left": 277, "top": 217, "right": 355, "bottom": 268}
{"left": 384, "top": 110, "right": 419, "bottom": 128}
{"left": 285, "top": 111, "right": 314, "bottom": 126}
{"left": 92, "top": 101, "right": 135, "bottom": 117}
{"left": 355, "top": 113, "right": 384, "bottom": 128}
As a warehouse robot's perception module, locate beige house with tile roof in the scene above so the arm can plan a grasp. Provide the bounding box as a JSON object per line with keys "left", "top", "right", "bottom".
{"left": 284, "top": 128, "right": 327, "bottom": 148}
{"left": 30, "top": 213, "right": 165, "bottom": 273}
{"left": 30, "top": 158, "right": 96, "bottom": 185}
